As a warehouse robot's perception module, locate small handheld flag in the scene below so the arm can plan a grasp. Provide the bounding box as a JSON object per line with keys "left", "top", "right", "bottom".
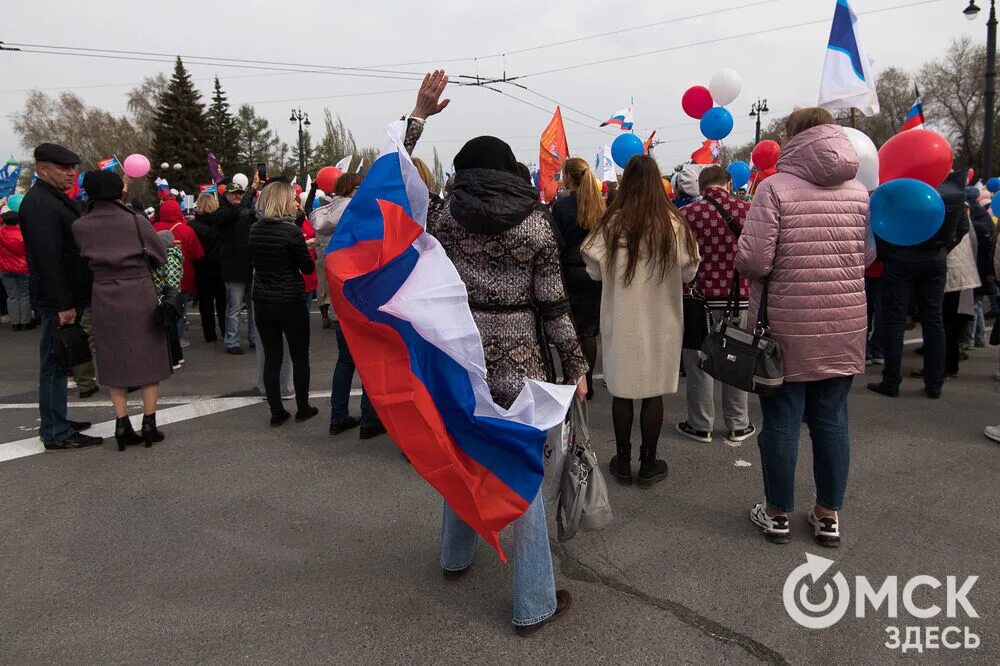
{"left": 900, "top": 94, "right": 925, "bottom": 132}
{"left": 818, "top": 0, "right": 879, "bottom": 117}
{"left": 335, "top": 155, "right": 353, "bottom": 172}
{"left": 97, "top": 156, "right": 120, "bottom": 172}
{"left": 600, "top": 105, "right": 634, "bottom": 131}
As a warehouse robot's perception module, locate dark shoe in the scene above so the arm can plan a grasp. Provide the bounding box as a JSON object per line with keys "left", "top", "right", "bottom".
{"left": 23, "top": 321, "right": 37, "bottom": 330}
{"left": 608, "top": 441, "right": 632, "bottom": 486}
{"left": 321, "top": 317, "right": 333, "bottom": 330}
{"left": 205, "top": 333, "right": 218, "bottom": 343}
{"left": 249, "top": 342, "right": 256, "bottom": 350}
{"left": 514, "top": 589, "right": 572, "bottom": 637}
{"left": 225, "top": 346, "right": 245, "bottom": 355}
{"left": 69, "top": 420, "right": 92, "bottom": 432}
{"left": 329, "top": 416, "right": 361, "bottom": 435}
{"left": 270, "top": 410, "right": 292, "bottom": 427}
{"left": 295, "top": 405, "right": 319, "bottom": 422}
{"left": 636, "top": 442, "right": 668, "bottom": 488}
{"left": 141, "top": 413, "right": 165, "bottom": 447}
{"left": 728, "top": 423, "right": 757, "bottom": 442}
{"left": 750, "top": 503, "right": 790, "bottom": 544}
{"left": 359, "top": 421, "right": 388, "bottom": 440}
{"left": 44, "top": 432, "right": 103, "bottom": 450}
{"left": 79, "top": 386, "right": 99, "bottom": 399}
{"left": 676, "top": 421, "right": 712, "bottom": 443}
{"left": 114, "top": 416, "right": 143, "bottom": 451}
{"left": 866, "top": 382, "right": 899, "bottom": 398}
{"left": 808, "top": 509, "right": 841, "bottom": 548}
{"left": 12, "top": 323, "right": 22, "bottom": 331}
{"left": 925, "top": 388, "right": 941, "bottom": 399}
{"left": 442, "top": 565, "right": 471, "bottom": 581}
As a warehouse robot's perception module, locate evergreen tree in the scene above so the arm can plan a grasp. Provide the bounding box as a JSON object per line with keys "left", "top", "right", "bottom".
{"left": 205, "top": 77, "right": 239, "bottom": 174}
{"left": 233, "top": 103, "right": 279, "bottom": 177}
{"left": 150, "top": 57, "right": 209, "bottom": 192}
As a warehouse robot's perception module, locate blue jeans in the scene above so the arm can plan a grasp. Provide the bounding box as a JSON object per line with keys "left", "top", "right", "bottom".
{"left": 865, "top": 276, "right": 884, "bottom": 359}
{"left": 38, "top": 309, "right": 77, "bottom": 444}
{"left": 0, "top": 272, "right": 31, "bottom": 325}
{"left": 224, "top": 281, "right": 254, "bottom": 350}
{"left": 330, "top": 322, "right": 375, "bottom": 427}
{"left": 440, "top": 490, "right": 556, "bottom": 626}
{"left": 177, "top": 292, "right": 189, "bottom": 341}
{"left": 881, "top": 257, "right": 946, "bottom": 393}
{"left": 757, "top": 377, "right": 853, "bottom": 513}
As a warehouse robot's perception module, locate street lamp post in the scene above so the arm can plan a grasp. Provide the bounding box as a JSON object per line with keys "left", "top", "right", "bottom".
{"left": 748, "top": 98, "right": 769, "bottom": 145}
{"left": 965, "top": 0, "right": 997, "bottom": 179}
{"left": 289, "top": 107, "right": 311, "bottom": 185}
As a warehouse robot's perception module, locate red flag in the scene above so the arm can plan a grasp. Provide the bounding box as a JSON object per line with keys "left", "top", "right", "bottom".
{"left": 643, "top": 130, "right": 657, "bottom": 154}
{"left": 539, "top": 107, "right": 569, "bottom": 203}
{"left": 690, "top": 139, "right": 719, "bottom": 165}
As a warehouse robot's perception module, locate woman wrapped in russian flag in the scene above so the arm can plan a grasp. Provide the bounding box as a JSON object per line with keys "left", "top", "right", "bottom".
{"left": 325, "top": 71, "right": 588, "bottom": 635}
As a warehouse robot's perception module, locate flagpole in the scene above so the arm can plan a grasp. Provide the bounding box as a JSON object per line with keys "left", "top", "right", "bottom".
{"left": 630, "top": 96, "right": 635, "bottom": 134}
{"left": 850, "top": 109, "right": 857, "bottom": 129}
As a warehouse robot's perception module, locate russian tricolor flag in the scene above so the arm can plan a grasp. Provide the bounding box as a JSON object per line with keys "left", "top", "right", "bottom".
{"left": 600, "top": 105, "right": 634, "bottom": 130}
{"left": 326, "top": 121, "right": 575, "bottom": 559}
{"left": 900, "top": 98, "right": 925, "bottom": 132}
{"left": 97, "top": 156, "right": 120, "bottom": 171}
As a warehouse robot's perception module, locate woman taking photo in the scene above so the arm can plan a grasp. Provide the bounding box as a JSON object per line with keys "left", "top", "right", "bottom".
{"left": 404, "top": 71, "right": 588, "bottom": 636}
{"left": 736, "top": 107, "right": 872, "bottom": 547}
{"left": 552, "top": 157, "right": 605, "bottom": 399}
{"left": 583, "top": 155, "right": 700, "bottom": 488}
{"left": 73, "top": 170, "right": 171, "bottom": 450}
{"left": 249, "top": 180, "right": 318, "bottom": 426}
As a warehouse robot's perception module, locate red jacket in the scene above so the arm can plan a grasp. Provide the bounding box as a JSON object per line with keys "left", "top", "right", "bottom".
{"left": 680, "top": 186, "right": 750, "bottom": 301}
{"left": 0, "top": 223, "right": 29, "bottom": 274}
{"left": 155, "top": 200, "right": 204, "bottom": 294}
{"left": 301, "top": 218, "right": 318, "bottom": 293}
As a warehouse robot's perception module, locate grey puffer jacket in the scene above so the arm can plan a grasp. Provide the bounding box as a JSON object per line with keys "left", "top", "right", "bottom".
{"left": 309, "top": 196, "right": 351, "bottom": 257}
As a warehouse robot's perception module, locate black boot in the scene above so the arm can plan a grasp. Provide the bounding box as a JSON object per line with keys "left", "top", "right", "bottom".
{"left": 114, "top": 416, "right": 142, "bottom": 452}
{"left": 608, "top": 441, "right": 633, "bottom": 486}
{"left": 141, "top": 413, "right": 165, "bottom": 447}
{"left": 637, "top": 441, "right": 668, "bottom": 488}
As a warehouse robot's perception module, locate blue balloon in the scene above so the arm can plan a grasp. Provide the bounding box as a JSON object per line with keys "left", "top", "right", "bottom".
{"left": 6, "top": 193, "right": 23, "bottom": 213}
{"left": 870, "top": 178, "right": 945, "bottom": 246}
{"left": 700, "top": 107, "right": 734, "bottom": 141}
{"left": 611, "top": 133, "right": 645, "bottom": 169}
{"left": 726, "top": 161, "right": 751, "bottom": 190}
{"left": 987, "top": 177, "right": 1000, "bottom": 194}
{"left": 992, "top": 193, "right": 1000, "bottom": 217}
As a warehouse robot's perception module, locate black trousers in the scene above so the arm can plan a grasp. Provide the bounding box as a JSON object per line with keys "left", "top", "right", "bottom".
{"left": 881, "top": 257, "right": 946, "bottom": 393}
{"left": 253, "top": 300, "right": 311, "bottom": 414}
{"left": 943, "top": 291, "right": 971, "bottom": 376}
{"left": 196, "top": 269, "right": 227, "bottom": 342}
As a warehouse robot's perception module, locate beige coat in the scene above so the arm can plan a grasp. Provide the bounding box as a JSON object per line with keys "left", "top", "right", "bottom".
{"left": 583, "top": 217, "right": 700, "bottom": 399}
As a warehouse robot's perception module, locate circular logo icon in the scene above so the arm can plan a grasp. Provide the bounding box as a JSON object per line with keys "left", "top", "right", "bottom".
{"left": 783, "top": 554, "right": 851, "bottom": 629}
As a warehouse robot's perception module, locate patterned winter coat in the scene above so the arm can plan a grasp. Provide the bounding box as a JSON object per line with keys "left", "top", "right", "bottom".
{"left": 735, "top": 124, "right": 874, "bottom": 383}
{"left": 680, "top": 186, "right": 750, "bottom": 302}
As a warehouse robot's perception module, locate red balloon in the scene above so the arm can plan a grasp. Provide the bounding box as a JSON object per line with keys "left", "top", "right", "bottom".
{"left": 751, "top": 140, "right": 781, "bottom": 170}
{"left": 292, "top": 183, "right": 303, "bottom": 196}
{"left": 967, "top": 167, "right": 975, "bottom": 185}
{"left": 681, "top": 86, "right": 714, "bottom": 119}
{"left": 878, "top": 129, "right": 953, "bottom": 187}
{"left": 217, "top": 184, "right": 227, "bottom": 195}
{"left": 316, "top": 166, "right": 343, "bottom": 193}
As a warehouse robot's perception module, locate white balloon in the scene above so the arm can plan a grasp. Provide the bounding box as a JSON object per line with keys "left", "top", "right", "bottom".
{"left": 160, "top": 162, "right": 170, "bottom": 170}
{"left": 841, "top": 127, "right": 879, "bottom": 191}
{"left": 709, "top": 69, "right": 743, "bottom": 106}
{"left": 232, "top": 173, "right": 249, "bottom": 189}
{"left": 173, "top": 163, "right": 182, "bottom": 171}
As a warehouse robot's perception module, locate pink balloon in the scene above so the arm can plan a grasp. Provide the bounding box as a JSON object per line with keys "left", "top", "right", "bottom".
{"left": 682, "top": 86, "right": 714, "bottom": 119}
{"left": 123, "top": 154, "right": 151, "bottom": 178}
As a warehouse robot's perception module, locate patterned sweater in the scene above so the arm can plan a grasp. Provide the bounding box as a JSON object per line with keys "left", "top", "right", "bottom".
{"left": 679, "top": 186, "right": 750, "bottom": 303}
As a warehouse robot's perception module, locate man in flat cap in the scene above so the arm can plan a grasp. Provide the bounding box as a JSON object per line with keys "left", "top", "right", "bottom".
{"left": 18, "top": 143, "right": 103, "bottom": 450}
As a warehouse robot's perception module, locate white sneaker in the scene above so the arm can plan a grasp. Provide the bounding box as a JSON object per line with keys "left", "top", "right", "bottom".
{"left": 67, "top": 379, "right": 78, "bottom": 390}
{"left": 984, "top": 425, "right": 1000, "bottom": 443}
{"left": 807, "top": 508, "right": 841, "bottom": 548}
{"left": 749, "top": 503, "right": 790, "bottom": 544}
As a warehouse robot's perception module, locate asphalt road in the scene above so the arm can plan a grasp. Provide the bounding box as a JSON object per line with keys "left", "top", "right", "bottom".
{"left": 1, "top": 312, "right": 998, "bottom": 664}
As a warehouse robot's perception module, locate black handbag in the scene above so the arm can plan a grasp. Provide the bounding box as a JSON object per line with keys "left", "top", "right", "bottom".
{"left": 52, "top": 323, "right": 92, "bottom": 371}
{"left": 682, "top": 285, "right": 712, "bottom": 350}
{"left": 698, "top": 270, "right": 784, "bottom": 395}
{"left": 132, "top": 213, "right": 184, "bottom": 327}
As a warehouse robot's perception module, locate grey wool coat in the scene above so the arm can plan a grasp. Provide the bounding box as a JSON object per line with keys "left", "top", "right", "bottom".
{"left": 73, "top": 200, "right": 172, "bottom": 388}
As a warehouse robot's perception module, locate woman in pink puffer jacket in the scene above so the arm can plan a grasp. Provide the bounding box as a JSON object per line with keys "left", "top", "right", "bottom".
{"left": 735, "top": 107, "right": 874, "bottom": 549}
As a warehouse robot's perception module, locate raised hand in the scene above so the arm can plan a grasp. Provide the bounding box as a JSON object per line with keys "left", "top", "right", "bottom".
{"left": 411, "top": 70, "right": 451, "bottom": 120}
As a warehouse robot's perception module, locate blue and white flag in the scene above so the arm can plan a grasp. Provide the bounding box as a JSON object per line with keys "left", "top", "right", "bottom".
{"left": 818, "top": 0, "right": 879, "bottom": 117}
{"left": 595, "top": 145, "right": 616, "bottom": 182}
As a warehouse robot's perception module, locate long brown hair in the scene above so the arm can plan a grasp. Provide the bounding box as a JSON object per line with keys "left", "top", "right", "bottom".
{"left": 586, "top": 154, "right": 696, "bottom": 286}
{"left": 562, "top": 157, "right": 605, "bottom": 231}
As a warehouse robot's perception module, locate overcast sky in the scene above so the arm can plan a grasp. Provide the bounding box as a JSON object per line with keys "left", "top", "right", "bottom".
{"left": 0, "top": 0, "right": 987, "bottom": 174}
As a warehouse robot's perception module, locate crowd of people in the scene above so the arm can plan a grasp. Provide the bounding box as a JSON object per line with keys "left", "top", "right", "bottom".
{"left": 1, "top": 69, "right": 999, "bottom": 636}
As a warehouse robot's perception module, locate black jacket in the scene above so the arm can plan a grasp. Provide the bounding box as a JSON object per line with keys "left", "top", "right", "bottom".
{"left": 17, "top": 179, "right": 92, "bottom": 311}
{"left": 970, "top": 201, "right": 994, "bottom": 287}
{"left": 249, "top": 215, "right": 314, "bottom": 304}
{"left": 878, "top": 171, "right": 970, "bottom": 262}
{"left": 190, "top": 210, "right": 224, "bottom": 277}
{"left": 552, "top": 193, "right": 586, "bottom": 266}
{"left": 216, "top": 190, "right": 256, "bottom": 283}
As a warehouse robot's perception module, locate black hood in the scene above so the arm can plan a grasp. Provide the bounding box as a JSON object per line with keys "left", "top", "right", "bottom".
{"left": 448, "top": 168, "right": 538, "bottom": 235}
